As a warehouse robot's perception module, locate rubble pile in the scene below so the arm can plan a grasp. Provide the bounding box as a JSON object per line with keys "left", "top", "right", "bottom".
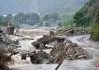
{"left": 0, "top": 30, "right": 19, "bottom": 52}
{"left": 48, "top": 40, "right": 90, "bottom": 63}
{"left": 30, "top": 35, "right": 90, "bottom": 64}
{"left": 31, "top": 32, "right": 90, "bottom": 64}
{"left": 57, "top": 28, "right": 90, "bottom": 36}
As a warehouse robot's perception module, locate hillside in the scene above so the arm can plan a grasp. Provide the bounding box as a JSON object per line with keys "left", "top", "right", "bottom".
{"left": 74, "top": 0, "right": 99, "bottom": 41}
{"left": 36, "top": 0, "right": 88, "bottom": 15}
{"left": 0, "top": 0, "right": 88, "bottom": 16}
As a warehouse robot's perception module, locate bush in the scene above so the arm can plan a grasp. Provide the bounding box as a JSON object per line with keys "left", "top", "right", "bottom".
{"left": 90, "top": 24, "right": 99, "bottom": 41}
{"left": 63, "top": 18, "right": 74, "bottom": 26}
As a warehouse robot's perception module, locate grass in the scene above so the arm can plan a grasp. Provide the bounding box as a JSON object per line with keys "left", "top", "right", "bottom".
{"left": 90, "top": 24, "right": 99, "bottom": 41}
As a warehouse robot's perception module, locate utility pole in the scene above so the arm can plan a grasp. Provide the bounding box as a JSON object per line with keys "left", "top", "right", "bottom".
{"left": 55, "top": 61, "right": 63, "bottom": 70}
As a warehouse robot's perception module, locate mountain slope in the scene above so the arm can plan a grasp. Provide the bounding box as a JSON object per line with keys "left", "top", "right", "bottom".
{"left": 74, "top": 0, "right": 99, "bottom": 41}
{"left": 36, "top": 0, "right": 88, "bottom": 14}
{"left": 0, "top": 0, "right": 88, "bottom": 15}
{"left": 74, "top": 0, "right": 99, "bottom": 26}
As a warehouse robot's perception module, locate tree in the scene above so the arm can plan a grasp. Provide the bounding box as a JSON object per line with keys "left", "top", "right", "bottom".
{"left": 23, "top": 13, "right": 41, "bottom": 25}
{"left": 14, "top": 13, "right": 25, "bottom": 25}
{"left": 0, "top": 15, "right": 3, "bottom": 25}
{"left": 43, "top": 13, "right": 60, "bottom": 26}
{"left": 6, "top": 14, "right": 13, "bottom": 20}
{"left": 14, "top": 13, "right": 41, "bottom": 26}
{"left": 0, "top": 19, "right": 3, "bottom": 25}
{"left": 43, "top": 13, "right": 60, "bottom": 22}
{"left": 96, "top": 10, "right": 99, "bottom": 22}
{"left": 58, "top": 22, "right": 62, "bottom": 27}
{"left": 74, "top": 11, "right": 84, "bottom": 26}
{"left": 50, "top": 13, "right": 60, "bottom": 22}
{"left": 0, "top": 15, "right": 3, "bottom": 20}
{"left": 2, "top": 14, "right": 13, "bottom": 22}
{"left": 43, "top": 14, "right": 50, "bottom": 21}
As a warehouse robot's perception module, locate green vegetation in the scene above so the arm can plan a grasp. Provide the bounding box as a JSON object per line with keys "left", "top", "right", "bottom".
{"left": 0, "top": 15, "right": 3, "bottom": 26}
{"left": 0, "top": 20, "right": 3, "bottom": 26}
{"left": 0, "top": 13, "right": 76, "bottom": 27}
{"left": 62, "top": 18, "right": 75, "bottom": 26}
{"left": 73, "top": 1, "right": 92, "bottom": 27}
{"left": 0, "top": 13, "right": 41, "bottom": 27}
{"left": 14, "top": 13, "right": 41, "bottom": 26}
{"left": 91, "top": 24, "right": 99, "bottom": 41}
{"left": 43, "top": 13, "right": 60, "bottom": 26}
{"left": 74, "top": 0, "right": 99, "bottom": 41}
{"left": 0, "top": 0, "right": 88, "bottom": 20}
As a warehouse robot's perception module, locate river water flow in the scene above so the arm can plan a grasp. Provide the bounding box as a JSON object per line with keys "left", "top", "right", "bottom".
{"left": 10, "top": 35, "right": 99, "bottom": 70}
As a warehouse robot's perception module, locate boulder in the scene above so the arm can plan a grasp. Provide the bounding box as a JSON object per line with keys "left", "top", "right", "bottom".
{"left": 29, "top": 51, "right": 49, "bottom": 64}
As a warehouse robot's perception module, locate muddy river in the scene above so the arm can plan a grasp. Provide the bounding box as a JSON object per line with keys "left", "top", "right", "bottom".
{"left": 9, "top": 35, "right": 99, "bottom": 70}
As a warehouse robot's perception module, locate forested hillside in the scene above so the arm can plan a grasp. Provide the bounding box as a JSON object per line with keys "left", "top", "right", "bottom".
{"left": 0, "top": 0, "right": 88, "bottom": 27}
{"left": 74, "top": 0, "right": 99, "bottom": 41}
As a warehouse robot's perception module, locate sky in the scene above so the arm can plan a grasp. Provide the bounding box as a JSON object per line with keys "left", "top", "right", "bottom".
{"left": 0, "top": 0, "right": 36, "bottom": 15}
